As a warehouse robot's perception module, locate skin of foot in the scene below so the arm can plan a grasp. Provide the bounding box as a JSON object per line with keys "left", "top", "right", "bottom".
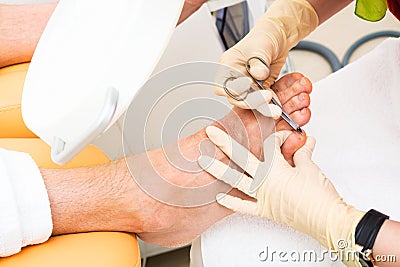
{"left": 41, "top": 72, "right": 312, "bottom": 247}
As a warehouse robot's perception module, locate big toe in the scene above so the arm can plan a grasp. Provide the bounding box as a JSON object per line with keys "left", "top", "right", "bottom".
{"left": 281, "top": 131, "right": 307, "bottom": 166}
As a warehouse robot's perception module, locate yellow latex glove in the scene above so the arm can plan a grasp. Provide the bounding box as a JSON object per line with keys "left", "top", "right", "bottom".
{"left": 214, "top": 0, "right": 319, "bottom": 106}
{"left": 198, "top": 126, "right": 365, "bottom": 267}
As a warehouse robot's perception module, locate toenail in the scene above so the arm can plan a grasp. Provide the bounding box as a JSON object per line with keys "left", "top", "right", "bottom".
{"left": 300, "top": 77, "right": 307, "bottom": 86}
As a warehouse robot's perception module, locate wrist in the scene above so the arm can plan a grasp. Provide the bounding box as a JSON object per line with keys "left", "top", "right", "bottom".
{"left": 326, "top": 202, "right": 365, "bottom": 249}
{"left": 354, "top": 209, "right": 390, "bottom": 267}
{"left": 322, "top": 202, "right": 366, "bottom": 267}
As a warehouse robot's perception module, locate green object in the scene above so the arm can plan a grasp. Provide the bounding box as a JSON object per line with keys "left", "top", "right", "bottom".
{"left": 355, "top": 0, "right": 388, "bottom": 21}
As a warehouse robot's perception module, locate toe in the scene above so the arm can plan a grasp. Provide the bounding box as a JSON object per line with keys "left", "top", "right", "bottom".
{"left": 276, "top": 107, "right": 311, "bottom": 131}
{"left": 272, "top": 72, "right": 304, "bottom": 93}
{"left": 273, "top": 74, "right": 312, "bottom": 105}
{"left": 281, "top": 131, "right": 307, "bottom": 166}
{"left": 282, "top": 92, "right": 310, "bottom": 114}
{"left": 290, "top": 108, "right": 312, "bottom": 126}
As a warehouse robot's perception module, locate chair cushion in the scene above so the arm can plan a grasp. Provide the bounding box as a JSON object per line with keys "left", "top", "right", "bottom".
{"left": 0, "top": 138, "right": 140, "bottom": 266}
{"left": 0, "top": 232, "right": 140, "bottom": 267}
{"left": 0, "top": 63, "right": 36, "bottom": 138}
{"left": 0, "top": 138, "right": 110, "bottom": 169}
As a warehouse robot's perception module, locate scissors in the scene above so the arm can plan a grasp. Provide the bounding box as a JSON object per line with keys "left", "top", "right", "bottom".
{"left": 223, "top": 56, "right": 303, "bottom": 135}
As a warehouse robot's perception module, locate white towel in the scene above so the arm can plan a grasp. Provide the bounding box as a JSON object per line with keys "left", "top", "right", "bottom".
{"left": 0, "top": 149, "right": 52, "bottom": 257}
{"left": 200, "top": 38, "right": 400, "bottom": 267}
{"left": 0, "top": 154, "right": 22, "bottom": 257}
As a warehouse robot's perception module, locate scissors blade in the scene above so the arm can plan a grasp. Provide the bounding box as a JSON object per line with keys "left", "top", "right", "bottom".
{"left": 271, "top": 98, "right": 303, "bottom": 135}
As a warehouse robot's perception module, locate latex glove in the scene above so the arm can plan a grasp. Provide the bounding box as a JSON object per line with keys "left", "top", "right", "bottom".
{"left": 214, "top": 0, "right": 319, "bottom": 103}
{"left": 215, "top": 75, "right": 283, "bottom": 119}
{"left": 198, "top": 126, "right": 365, "bottom": 267}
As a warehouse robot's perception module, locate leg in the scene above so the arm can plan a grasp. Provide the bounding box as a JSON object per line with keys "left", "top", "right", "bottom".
{"left": 40, "top": 72, "right": 312, "bottom": 247}
{"left": 0, "top": 0, "right": 210, "bottom": 68}
{"left": 0, "top": 3, "right": 56, "bottom": 68}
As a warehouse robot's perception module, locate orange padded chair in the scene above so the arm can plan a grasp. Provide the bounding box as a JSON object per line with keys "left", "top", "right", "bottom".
{"left": 0, "top": 63, "right": 141, "bottom": 267}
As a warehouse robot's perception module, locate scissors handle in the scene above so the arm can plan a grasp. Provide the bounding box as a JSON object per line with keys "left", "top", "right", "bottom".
{"left": 245, "top": 56, "right": 271, "bottom": 83}
{"left": 246, "top": 57, "right": 303, "bottom": 135}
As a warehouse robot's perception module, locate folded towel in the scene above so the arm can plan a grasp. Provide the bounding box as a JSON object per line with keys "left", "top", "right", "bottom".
{"left": 0, "top": 154, "right": 22, "bottom": 257}
{"left": 200, "top": 37, "right": 400, "bottom": 267}
{"left": 0, "top": 149, "right": 52, "bottom": 257}
{"left": 306, "top": 37, "right": 400, "bottom": 218}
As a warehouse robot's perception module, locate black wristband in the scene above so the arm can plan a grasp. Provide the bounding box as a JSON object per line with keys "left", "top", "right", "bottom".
{"left": 355, "top": 209, "right": 389, "bottom": 252}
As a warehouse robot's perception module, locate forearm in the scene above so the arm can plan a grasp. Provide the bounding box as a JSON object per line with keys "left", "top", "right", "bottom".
{"left": 306, "top": 0, "right": 352, "bottom": 24}
{"left": 373, "top": 220, "right": 400, "bottom": 266}
{"left": 0, "top": 3, "right": 56, "bottom": 68}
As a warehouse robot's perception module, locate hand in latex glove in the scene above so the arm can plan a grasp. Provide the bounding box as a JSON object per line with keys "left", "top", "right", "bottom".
{"left": 198, "top": 126, "right": 365, "bottom": 267}
{"left": 214, "top": 0, "right": 319, "bottom": 105}
{"left": 216, "top": 76, "right": 283, "bottom": 119}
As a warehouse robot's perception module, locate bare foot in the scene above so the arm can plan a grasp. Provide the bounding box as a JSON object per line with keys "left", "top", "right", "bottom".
{"left": 45, "top": 72, "right": 313, "bottom": 248}
{"left": 134, "top": 73, "right": 312, "bottom": 246}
